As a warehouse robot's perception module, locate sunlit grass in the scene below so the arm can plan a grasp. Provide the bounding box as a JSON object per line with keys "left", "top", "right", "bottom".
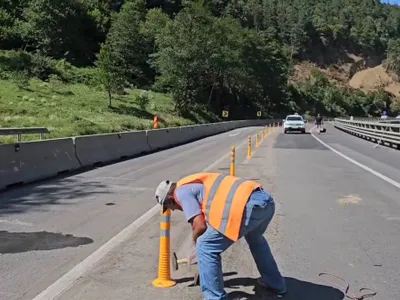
{"left": 0, "top": 78, "right": 216, "bottom": 143}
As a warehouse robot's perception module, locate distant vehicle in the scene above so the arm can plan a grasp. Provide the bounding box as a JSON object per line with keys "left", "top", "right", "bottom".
{"left": 283, "top": 114, "right": 306, "bottom": 134}
{"left": 396, "top": 115, "right": 400, "bottom": 119}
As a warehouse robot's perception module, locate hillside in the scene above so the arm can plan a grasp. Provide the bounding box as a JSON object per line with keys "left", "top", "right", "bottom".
{"left": 0, "top": 77, "right": 218, "bottom": 143}
{"left": 2, "top": 0, "right": 400, "bottom": 142}
{"left": 292, "top": 54, "right": 400, "bottom": 97}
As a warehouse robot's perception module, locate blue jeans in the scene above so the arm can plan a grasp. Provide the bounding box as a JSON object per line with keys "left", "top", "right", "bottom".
{"left": 196, "top": 189, "right": 286, "bottom": 300}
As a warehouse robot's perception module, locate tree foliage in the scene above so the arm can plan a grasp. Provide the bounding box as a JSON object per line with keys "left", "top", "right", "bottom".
{"left": 2, "top": 0, "right": 400, "bottom": 117}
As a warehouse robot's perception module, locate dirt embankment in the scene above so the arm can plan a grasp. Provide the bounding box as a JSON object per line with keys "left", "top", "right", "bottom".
{"left": 349, "top": 64, "right": 400, "bottom": 97}
{"left": 293, "top": 53, "right": 400, "bottom": 98}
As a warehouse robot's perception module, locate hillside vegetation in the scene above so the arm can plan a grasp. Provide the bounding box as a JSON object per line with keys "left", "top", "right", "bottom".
{"left": 1, "top": 0, "right": 400, "bottom": 141}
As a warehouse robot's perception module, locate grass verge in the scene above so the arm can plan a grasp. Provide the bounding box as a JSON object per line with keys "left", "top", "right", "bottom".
{"left": 0, "top": 78, "right": 219, "bottom": 144}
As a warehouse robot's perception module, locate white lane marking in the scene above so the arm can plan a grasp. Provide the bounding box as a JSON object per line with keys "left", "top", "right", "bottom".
{"left": 201, "top": 134, "right": 252, "bottom": 172}
{"left": 310, "top": 126, "right": 400, "bottom": 189}
{"left": 386, "top": 217, "right": 400, "bottom": 221}
{"left": 229, "top": 131, "right": 241, "bottom": 137}
{"left": 0, "top": 219, "right": 34, "bottom": 226}
{"left": 32, "top": 128, "right": 260, "bottom": 300}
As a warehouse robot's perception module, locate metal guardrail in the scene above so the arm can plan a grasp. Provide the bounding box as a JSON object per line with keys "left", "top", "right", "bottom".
{"left": 0, "top": 127, "right": 50, "bottom": 142}
{"left": 334, "top": 118, "right": 400, "bottom": 147}
{"left": 338, "top": 117, "right": 400, "bottom": 124}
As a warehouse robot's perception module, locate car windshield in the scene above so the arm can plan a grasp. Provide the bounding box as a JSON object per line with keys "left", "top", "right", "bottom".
{"left": 286, "top": 116, "right": 303, "bottom": 121}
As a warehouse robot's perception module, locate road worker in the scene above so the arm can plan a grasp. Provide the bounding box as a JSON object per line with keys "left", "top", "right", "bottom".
{"left": 155, "top": 172, "right": 286, "bottom": 299}
{"left": 315, "top": 113, "right": 323, "bottom": 132}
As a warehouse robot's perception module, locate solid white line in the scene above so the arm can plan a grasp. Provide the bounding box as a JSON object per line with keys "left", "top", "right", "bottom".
{"left": 32, "top": 204, "right": 161, "bottom": 300}
{"left": 310, "top": 126, "right": 400, "bottom": 189}
{"left": 32, "top": 128, "right": 259, "bottom": 300}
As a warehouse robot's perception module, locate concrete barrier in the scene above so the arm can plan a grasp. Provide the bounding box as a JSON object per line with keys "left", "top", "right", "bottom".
{"left": 179, "top": 125, "right": 204, "bottom": 142}
{"left": 0, "top": 118, "right": 279, "bottom": 191}
{"left": 211, "top": 122, "right": 225, "bottom": 134}
{"left": 74, "top": 131, "right": 150, "bottom": 167}
{"left": 146, "top": 127, "right": 187, "bottom": 151}
{"left": 0, "top": 138, "right": 80, "bottom": 189}
{"left": 223, "top": 121, "right": 236, "bottom": 131}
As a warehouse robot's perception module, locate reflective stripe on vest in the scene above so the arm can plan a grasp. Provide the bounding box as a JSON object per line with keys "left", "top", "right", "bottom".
{"left": 176, "top": 173, "right": 262, "bottom": 241}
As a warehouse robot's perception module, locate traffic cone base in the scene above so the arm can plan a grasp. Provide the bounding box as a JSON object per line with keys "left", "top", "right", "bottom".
{"left": 152, "top": 278, "right": 176, "bottom": 288}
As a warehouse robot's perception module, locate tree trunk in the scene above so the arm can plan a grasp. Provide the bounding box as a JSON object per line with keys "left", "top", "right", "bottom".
{"left": 108, "top": 88, "right": 112, "bottom": 107}
{"left": 207, "top": 85, "right": 214, "bottom": 106}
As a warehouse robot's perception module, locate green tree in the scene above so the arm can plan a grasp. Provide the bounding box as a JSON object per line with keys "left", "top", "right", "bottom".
{"left": 104, "top": 0, "right": 153, "bottom": 87}
{"left": 96, "top": 43, "right": 125, "bottom": 107}
{"left": 22, "top": 0, "right": 99, "bottom": 65}
{"left": 151, "top": 1, "right": 289, "bottom": 117}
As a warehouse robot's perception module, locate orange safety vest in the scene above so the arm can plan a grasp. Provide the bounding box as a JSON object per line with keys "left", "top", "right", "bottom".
{"left": 175, "top": 173, "right": 262, "bottom": 242}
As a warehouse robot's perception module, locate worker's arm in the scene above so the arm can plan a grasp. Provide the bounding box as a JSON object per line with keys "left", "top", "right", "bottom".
{"left": 175, "top": 184, "right": 208, "bottom": 243}
{"left": 190, "top": 213, "right": 207, "bottom": 243}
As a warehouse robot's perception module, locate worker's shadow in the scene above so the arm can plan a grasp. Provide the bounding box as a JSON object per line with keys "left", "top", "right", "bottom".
{"left": 225, "top": 277, "right": 345, "bottom": 300}
{"left": 176, "top": 271, "right": 238, "bottom": 287}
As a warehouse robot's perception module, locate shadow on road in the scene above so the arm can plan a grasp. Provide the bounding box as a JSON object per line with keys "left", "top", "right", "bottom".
{"left": 0, "top": 230, "right": 94, "bottom": 254}
{"left": 178, "top": 271, "right": 238, "bottom": 286}
{"left": 282, "top": 132, "right": 311, "bottom": 135}
{"left": 226, "top": 277, "right": 344, "bottom": 300}
{"left": 0, "top": 177, "right": 110, "bottom": 216}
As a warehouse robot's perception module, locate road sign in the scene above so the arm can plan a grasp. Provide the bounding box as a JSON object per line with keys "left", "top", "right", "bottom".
{"left": 383, "top": 111, "right": 387, "bottom": 116}
{"left": 222, "top": 110, "right": 229, "bottom": 118}
{"left": 257, "top": 111, "right": 262, "bottom": 117}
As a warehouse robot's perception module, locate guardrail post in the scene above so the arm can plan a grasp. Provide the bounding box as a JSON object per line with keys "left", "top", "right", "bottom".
{"left": 247, "top": 136, "right": 252, "bottom": 159}
{"left": 152, "top": 209, "right": 176, "bottom": 288}
{"left": 256, "top": 132, "right": 259, "bottom": 148}
{"left": 230, "top": 146, "right": 235, "bottom": 176}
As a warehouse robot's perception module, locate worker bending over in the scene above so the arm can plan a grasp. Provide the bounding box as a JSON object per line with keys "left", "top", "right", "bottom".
{"left": 155, "top": 172, "right": 286, "bottom": 300}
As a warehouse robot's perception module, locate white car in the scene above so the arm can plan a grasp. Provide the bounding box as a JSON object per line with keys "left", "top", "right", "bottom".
{"left": 283, "top": 114, "right": 306, "bottom": 134}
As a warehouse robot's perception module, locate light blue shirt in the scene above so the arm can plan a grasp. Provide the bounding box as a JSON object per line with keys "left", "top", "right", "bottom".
{"left": 175, "top": 183, "right": 205, "bottom": 222}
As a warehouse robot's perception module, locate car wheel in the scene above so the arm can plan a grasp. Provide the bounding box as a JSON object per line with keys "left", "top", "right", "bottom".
{"left": 284, "top": 130, "right": 287, "bottom": 134}
{"left": 301, "top": 129, "right": 306, "bottom": 134}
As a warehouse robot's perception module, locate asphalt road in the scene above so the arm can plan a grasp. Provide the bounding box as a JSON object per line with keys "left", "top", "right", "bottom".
{"left": 52, "top": 128, "right": 284, "bottom": 300}
{"left": 272, "top": 126, "right": 400, "bottom": 300}
{"left": 0, "top": 126, "right": 263, "bottom": 300}
{"left": 1, "top": 124, "right": 400, "bottom": 300}
{"left": 317, "top": 123, "right": 400, "bottom": 182}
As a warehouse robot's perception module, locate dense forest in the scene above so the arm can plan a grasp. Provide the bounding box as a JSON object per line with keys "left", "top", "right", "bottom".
{"left": 1, "top": 0, "right": 400, "bottom": 126}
